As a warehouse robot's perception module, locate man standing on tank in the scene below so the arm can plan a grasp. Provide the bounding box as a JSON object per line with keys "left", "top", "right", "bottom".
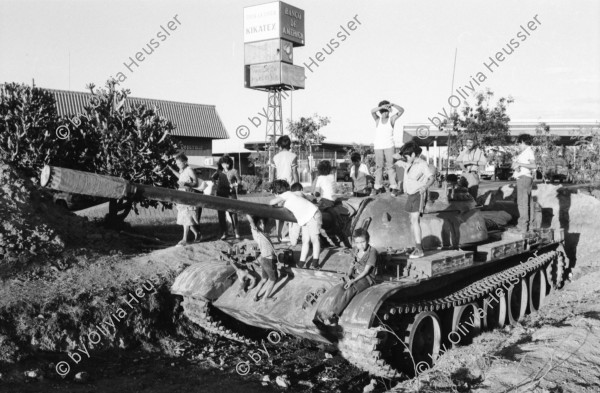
{"left": 370, "top": 100, "right": 404, "bottom": 196}
{"left": 456, "top": 136, "right": 487, "bottom": 200}
{"left": 512, "top": 134, "right": 537, "bottom": 233}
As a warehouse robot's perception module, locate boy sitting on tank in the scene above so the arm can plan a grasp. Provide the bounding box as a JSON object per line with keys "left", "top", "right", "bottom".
{"left": 314, "top": 228, "right": 378, "bottom": 326}
{"left": 399, "top": 141, "right": 436, "bottom": 259}
{"left": 246, "top": 215, "right": 280, "bottom": 302}
{"left": 269, "top": 180, "right": 322, "bottom": 269}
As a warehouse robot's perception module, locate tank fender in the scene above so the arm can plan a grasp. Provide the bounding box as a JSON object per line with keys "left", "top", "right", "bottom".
{"left": 171, "top": 261, "right": 236, "bottom": 301}
{"left": 338, "top": 281, "right": 412, "bottom": 330}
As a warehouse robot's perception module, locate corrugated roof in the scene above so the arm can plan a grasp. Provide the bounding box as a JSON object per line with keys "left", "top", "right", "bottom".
{"left": 46, "top": 88, "right": 229, "bottom": 139}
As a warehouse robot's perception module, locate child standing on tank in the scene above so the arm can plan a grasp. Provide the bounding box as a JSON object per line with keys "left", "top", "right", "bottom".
{"left": 246, "top": 215, "right": 280, "bottom": 301}
{"left": 370, "top": 100, "right": 404, "bottom": 196}
{"left": 269, "top": 180, "right": 322, "bottom": 269}
{"left": 399, "top": 141, "right": 435, "bottom": 259}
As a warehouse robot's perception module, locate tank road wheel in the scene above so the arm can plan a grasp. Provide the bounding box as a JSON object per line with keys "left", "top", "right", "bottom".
{"left": 444, "top": 303, "right": 481, "bottom": 347}
{"left": 506, "top": 278, "right": 528, "bottom": 325}
{"left": 481, "top": 292, "right": 507, "bottom": 330}
{"left": 528, "top": 269, "right": 547, "bottom": 313}
{"left": 404, "top": 311, "right": 442, "bottom": 373}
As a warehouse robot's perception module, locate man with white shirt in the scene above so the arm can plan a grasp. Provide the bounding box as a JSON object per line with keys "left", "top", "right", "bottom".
{"left": 370, "top": 100, "right": 404, "bottom": 196}
{"left": 456, "top": 137, "right": 487, "bottom": 200}
{"left": 512, "top": 134, "right": 537, "bottom": 233}
{"left": 349, "top": 152, "right": 371, "bottom": 197}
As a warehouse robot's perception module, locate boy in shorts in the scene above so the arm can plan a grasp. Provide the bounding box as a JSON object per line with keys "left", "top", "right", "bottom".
{"left": 288, "top": 182, "right": 306, "bottom": 247}
{"left": 247, "top": 215, "right": 279, "bottom": 301}
{"left": 399, "top": 141, "right": 435, "bottom": 259}
{"left": 269, "top": 180, "right": 322, "bottom": 269}
{"left": 315, "top": 228, "right": 378, "bottom": 326}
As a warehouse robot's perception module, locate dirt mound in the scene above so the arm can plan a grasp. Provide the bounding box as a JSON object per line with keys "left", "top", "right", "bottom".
{"left": 0, "top": 240, "right": 233, "bottom": 365}
{"left": 534, "top": 183, "right": 600, "bottom": 267}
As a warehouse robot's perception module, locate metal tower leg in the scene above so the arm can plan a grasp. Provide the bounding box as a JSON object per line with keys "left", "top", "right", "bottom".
{"left": 265, "top": 89, "right": 284, "bottom": 181}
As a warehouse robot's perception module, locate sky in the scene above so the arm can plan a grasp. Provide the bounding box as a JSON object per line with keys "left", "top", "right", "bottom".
{"left": 1, "top": 0, "right": 599, "bottom": 153}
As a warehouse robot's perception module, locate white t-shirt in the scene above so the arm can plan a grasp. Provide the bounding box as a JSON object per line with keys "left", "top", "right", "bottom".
{"left": 278, "top": 191, "right": 318, "bottom": 226}
{"left": 374, "top": 118, "right": 394, "bottom": 150}
{"left": 350, "top": 163, "right": 370, "bottom": 191}
{"left": 513, "top": 146, "right": 536, "bottom": 178}
{"left": 272, "top": 150, "right": 298, "bottom": 184}
{"left": 315, "top": 174, "right": 336, "bottom": 200}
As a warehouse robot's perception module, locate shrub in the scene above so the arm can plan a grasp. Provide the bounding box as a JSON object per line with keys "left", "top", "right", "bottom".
{"left": 261, "top": 181, "right": 273, "bottom": 193}
{"left": 0, "top": 83, "right": 62, "bottom": 176}
{"left": 241, "top": 175, "right": 262, "bottom": 193}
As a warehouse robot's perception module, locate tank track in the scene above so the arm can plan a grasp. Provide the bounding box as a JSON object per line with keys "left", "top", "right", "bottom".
{"left": 338, "top": 249, "right": 565, "bottom": 379}
{"left": 182, "top": 296, "right": 255, "bottom": 345}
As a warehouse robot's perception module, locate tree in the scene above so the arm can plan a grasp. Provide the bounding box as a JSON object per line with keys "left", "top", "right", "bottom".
{"left": 249, "top": 144, "right": 270, "bottom": 180}
{"left": 0, "top": 82, "right": 63, "bottom": 176}
{"left": 64, "top": 80, "right": 181, "bottom": 228}
{"left": 569, "top": 127, "right": 600, "bottom": 183}
{"left": 532, "top": 122, "right": 563, "bottom": 182}
{"left": 287, "top": 114, "right": 330, "bottom": 163}
{"left": 444, "top": 89, "right": 513, "bottom": 156}
{"left": 344, "top": 143, "right": 375, "bottom": 173}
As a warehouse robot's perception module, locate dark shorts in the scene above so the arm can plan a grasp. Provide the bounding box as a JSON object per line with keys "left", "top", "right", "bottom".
{"left": 406, "top": 192, "right": 426, "bottom": 213}
{"left": 259, "top": 256, "right": 278, "bottom": 281}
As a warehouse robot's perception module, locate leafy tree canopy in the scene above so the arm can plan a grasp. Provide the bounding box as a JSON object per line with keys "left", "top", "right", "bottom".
{"left": 443, "top": 89, "right": 513, "bottom": 156}
{"left": 287, "top": 114, "right": 330, "bottom": 161}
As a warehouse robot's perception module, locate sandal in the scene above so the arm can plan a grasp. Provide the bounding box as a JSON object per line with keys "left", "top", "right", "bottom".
{"left": 176, "top": 240, "right": 189, "bottom": 247}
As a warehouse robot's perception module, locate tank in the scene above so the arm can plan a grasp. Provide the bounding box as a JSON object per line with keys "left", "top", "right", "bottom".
{"left": 41, "top": 165, "right": 570, "bottom": 378}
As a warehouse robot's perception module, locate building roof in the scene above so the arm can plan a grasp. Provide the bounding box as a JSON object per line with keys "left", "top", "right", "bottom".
{"left": 243, "top": 140, "right": 353, "bottom": 152}
{"left": 47, "top": 88, "right": 229, "bottom": 139}
{"left": 403, "top": 121, "right": 599, "bottom": 146}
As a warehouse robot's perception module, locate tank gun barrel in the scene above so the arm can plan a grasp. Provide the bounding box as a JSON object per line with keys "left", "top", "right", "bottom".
{"left": 40, "top": 165, "right": 297, "bottom": 222}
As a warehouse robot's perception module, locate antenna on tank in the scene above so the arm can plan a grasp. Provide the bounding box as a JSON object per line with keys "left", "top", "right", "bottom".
{"left": 446, "top": 47, "right": 458, "bottom": 179}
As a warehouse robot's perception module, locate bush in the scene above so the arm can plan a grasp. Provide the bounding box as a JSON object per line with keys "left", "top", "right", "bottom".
{"left": 241, "top": 175, "right": 262, "bottom": 193}
{"left": 261, "top": 181, "right": 273, "bottom": 193}
{"left": 0, "top": 83, "right": 61, "bottom": 176}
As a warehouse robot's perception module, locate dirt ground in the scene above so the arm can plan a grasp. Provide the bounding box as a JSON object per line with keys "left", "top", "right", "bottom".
{"left": 2, "top": 170, "right": 600, "bottom": 393}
